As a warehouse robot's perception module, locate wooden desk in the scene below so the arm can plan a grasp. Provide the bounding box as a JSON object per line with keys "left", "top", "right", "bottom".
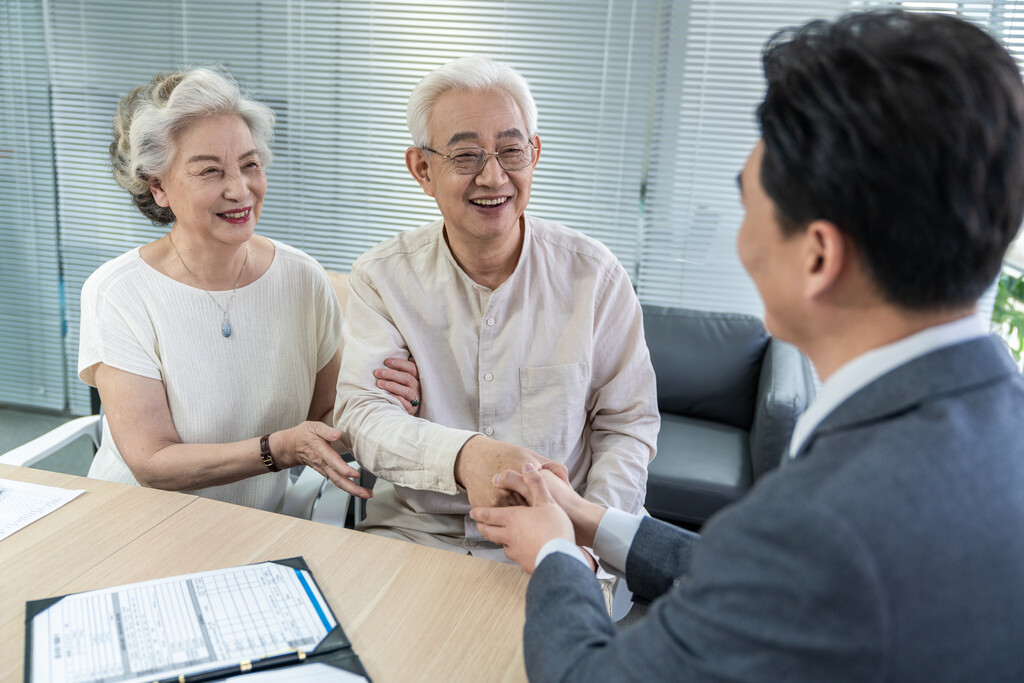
{"left": 0, "top": 464, "right": 529, "bottom": 682}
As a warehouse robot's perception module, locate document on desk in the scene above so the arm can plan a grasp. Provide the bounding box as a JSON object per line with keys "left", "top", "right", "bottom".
{"left": 0, "top": 478, "right": 84, "bottom": 543}
{"left": 26, "top": 557, "right": 368, "bottom": 683}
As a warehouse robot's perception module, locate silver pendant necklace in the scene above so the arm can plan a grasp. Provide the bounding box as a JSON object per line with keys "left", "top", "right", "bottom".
{"left": 168, "top": 232, "right": 249, "bottom": 338}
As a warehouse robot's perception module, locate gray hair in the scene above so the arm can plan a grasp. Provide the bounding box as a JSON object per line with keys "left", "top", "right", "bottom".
{"left": 109, "top": 66, "right": 275, "bottom": 225}
{"left": 406, "top": 55, "right": 538, "bottom": 148}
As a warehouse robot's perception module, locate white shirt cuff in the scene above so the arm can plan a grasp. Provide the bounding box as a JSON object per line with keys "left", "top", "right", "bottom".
{"left": 593, "top": 507, "right": 643, "bottom": 573}
{"left": 421, "top": 428, "right": 480, "bottom": 494}
{"left": 535, "top": 538, "right": 590, "bottom": 570}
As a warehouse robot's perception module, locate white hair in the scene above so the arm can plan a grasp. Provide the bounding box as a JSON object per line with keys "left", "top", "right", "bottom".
{"left": 406, "top": 55, "right": 538, "bottom": 148}
{"left": 110, "top": 66, "right": 275, "bottom": 224}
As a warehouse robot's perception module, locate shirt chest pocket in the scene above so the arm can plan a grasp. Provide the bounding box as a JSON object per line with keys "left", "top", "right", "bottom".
{"left": 519, "top": 361, "right": 591, "bottom": 457}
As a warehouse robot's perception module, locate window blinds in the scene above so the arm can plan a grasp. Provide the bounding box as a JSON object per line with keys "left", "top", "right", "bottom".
{"left": 639, "top": 1, "right": 852, "bottom": 316}
{"left": 637, "top": 0, "right": 1024, "bottom": 316}
{"left": 43, "top": 0, "right": 656, "bottom": 414}
{"left": 0, "top": 0, "right": 65, "bottom": 410}
{"left": 2, "top": 0, "right": 1021, "bottom": 413}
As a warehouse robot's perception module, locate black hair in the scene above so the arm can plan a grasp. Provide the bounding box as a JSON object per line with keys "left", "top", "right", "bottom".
{"left": 758, "top": 9, "right": 1024, "bottom": 309}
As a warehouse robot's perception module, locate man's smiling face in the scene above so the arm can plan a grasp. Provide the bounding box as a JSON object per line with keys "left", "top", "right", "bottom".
{"left": 418, "top": 87, "right": 539, "bottom": 248}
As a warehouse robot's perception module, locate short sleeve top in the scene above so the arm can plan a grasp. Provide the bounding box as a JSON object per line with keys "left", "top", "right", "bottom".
{"left": 78, "top": 239, "right": 342, "bottom": 510}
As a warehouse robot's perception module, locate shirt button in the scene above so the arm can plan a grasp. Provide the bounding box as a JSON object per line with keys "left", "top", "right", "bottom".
{"left": 484, "top": 372, "right": 493, "bottom": 381}
{"left": 484, "top": 427, "right": 494, "bottom": 436}
{"left": 486, "top": 317, "right": 495, "bottom": 326}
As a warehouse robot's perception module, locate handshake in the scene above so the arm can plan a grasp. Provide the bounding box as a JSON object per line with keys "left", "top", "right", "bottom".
{"left": 458, "top": 436, "right": 606, "bottom": 573}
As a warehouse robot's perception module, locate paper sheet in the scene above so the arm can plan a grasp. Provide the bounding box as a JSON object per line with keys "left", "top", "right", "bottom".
{"left": 0, "top": 477, "right": 84, "bottom": 542}
{"left": 29, "top": 561, "right": 337, "bottom": 683}
{"left": 226, "top": 662, "right": 367, "bottom": 682}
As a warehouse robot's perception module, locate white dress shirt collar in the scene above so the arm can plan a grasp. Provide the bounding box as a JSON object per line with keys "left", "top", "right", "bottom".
{"left": 788, "top": 314, "right": 988, "bottom": 458}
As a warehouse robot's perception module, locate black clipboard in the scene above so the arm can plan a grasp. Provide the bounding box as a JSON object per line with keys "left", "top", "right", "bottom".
{"left": 24, "top": 556, "right": 370, "bottom": 682}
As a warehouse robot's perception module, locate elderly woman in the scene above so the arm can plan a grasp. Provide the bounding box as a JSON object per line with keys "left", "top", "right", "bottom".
{"left": 78, "top": 67, "right": 418, "bottom": 511}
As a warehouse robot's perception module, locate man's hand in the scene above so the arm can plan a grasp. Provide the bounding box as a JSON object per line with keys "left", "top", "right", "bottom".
{"left": 470, "top": 464, "right": 575, "bottom": 573}
{"left": 454, "top": 435, "right": 548, "bottom": 508}
{"left": 491, "top": 463, "right": 607, "bottom": 548}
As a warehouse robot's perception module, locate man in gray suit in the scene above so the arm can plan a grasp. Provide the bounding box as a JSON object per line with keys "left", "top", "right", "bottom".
{"left": 471, "top": 9, "right": 1024, "bottom": 681}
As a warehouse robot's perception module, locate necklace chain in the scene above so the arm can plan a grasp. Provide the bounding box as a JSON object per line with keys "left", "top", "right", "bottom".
{"left": 168, "top": 231, "right": 249, "bottom": 337}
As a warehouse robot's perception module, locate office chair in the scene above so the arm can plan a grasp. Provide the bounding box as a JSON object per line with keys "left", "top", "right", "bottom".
{"left": 281, "top": 459, "right": 366, "bottom": 526}
{"left": 0, "top": 414, "right": 103, "bottom": 468}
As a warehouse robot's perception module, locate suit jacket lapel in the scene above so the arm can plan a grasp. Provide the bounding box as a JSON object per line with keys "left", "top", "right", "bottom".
{"left": 793, "top": 335, "right": 1017, "bottom": 460}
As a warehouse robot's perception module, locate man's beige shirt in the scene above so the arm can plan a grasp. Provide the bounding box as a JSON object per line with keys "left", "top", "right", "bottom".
{"left": 335, "top": 214, "right": 659, "bottom": 545}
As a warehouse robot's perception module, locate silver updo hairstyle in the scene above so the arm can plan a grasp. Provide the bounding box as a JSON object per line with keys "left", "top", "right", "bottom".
{"left": 406, "top": 55, "right": 538, "bottom": 148}
{"left": 109, "top": 66, "right": 275, "bottom": 225}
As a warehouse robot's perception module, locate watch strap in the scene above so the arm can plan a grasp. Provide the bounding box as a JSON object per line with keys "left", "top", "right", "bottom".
{"left": 260, "top": 434, "right": 279, "bottom": 472}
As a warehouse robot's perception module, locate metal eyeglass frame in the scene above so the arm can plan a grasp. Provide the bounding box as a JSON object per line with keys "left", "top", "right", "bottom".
{"left": 420, "top": 141, "right": 537, "bottom": 175}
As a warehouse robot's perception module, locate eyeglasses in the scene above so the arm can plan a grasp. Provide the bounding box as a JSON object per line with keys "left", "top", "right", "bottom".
{"left": 421, "top": 142, "right": 536, "bottom": 175}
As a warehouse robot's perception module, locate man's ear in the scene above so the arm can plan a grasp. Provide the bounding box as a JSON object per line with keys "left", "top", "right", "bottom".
{"left": 804, "top": 219, "right": 846, "bottom": 300}
{"left": 405, "top": 147, "right": 435, "bottom": 197}
{"left": 530, "top": 134, "right": 541, "bottom": 169}
{"left": 148, "top": 177, "right": 171, "bottom": 208}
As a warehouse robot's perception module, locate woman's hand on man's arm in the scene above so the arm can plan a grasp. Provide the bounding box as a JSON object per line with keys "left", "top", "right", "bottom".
{"left": 269, "top": 422, "right": 371, "bottom": 498}
{"left": 312, "top": 350, "right": 421, "bottom": 426}
{"left": 374, "top": 356, "right": 420, "bottom": 415}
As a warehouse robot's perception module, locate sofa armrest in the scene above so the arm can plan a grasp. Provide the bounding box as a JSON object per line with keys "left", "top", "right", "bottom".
{"left": 748, "top": 339, "right": 815, "bottom": 478}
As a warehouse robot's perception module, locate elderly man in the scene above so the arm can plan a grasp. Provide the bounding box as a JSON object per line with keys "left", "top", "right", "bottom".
{"left": 334, "top": 56, "right": 658, "bottom": 568}
{"left": 472, "top": 10, "right": 1024, "bottom": 681}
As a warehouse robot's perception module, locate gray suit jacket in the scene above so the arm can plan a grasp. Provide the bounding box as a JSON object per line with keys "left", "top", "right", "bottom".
{"left": 524, "top": 336, "right": 1024, "bottom": 682}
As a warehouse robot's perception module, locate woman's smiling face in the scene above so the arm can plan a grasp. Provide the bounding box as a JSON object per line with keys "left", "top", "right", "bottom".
{"left": 149, "top": 114, "right": 267, "bottom": 245}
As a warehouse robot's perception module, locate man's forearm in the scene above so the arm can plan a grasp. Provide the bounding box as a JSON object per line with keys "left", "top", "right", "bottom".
{"left": 534, "top": 505, "right": 638, "bottom": 574}
{"left": 336, "top": 389, "right": 475, "bottom": 493}
{"left": 565, "top": 496, "right": 608, "bottom": 549}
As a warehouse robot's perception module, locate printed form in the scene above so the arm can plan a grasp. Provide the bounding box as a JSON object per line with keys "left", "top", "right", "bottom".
{"left": 0, "top": 478, "right": 84, "bottom": 542}
{"left": 29, "top": 562, "right": 337, "bottom": 683}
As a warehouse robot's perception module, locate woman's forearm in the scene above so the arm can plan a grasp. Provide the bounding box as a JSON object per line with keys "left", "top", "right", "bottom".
{"left": 126, "top": 434, "right": 279, "bottom": 490}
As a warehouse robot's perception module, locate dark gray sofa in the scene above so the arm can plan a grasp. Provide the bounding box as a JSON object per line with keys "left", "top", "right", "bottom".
{"left": 642, "top": 305, "right": 816, "bottom": 526}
